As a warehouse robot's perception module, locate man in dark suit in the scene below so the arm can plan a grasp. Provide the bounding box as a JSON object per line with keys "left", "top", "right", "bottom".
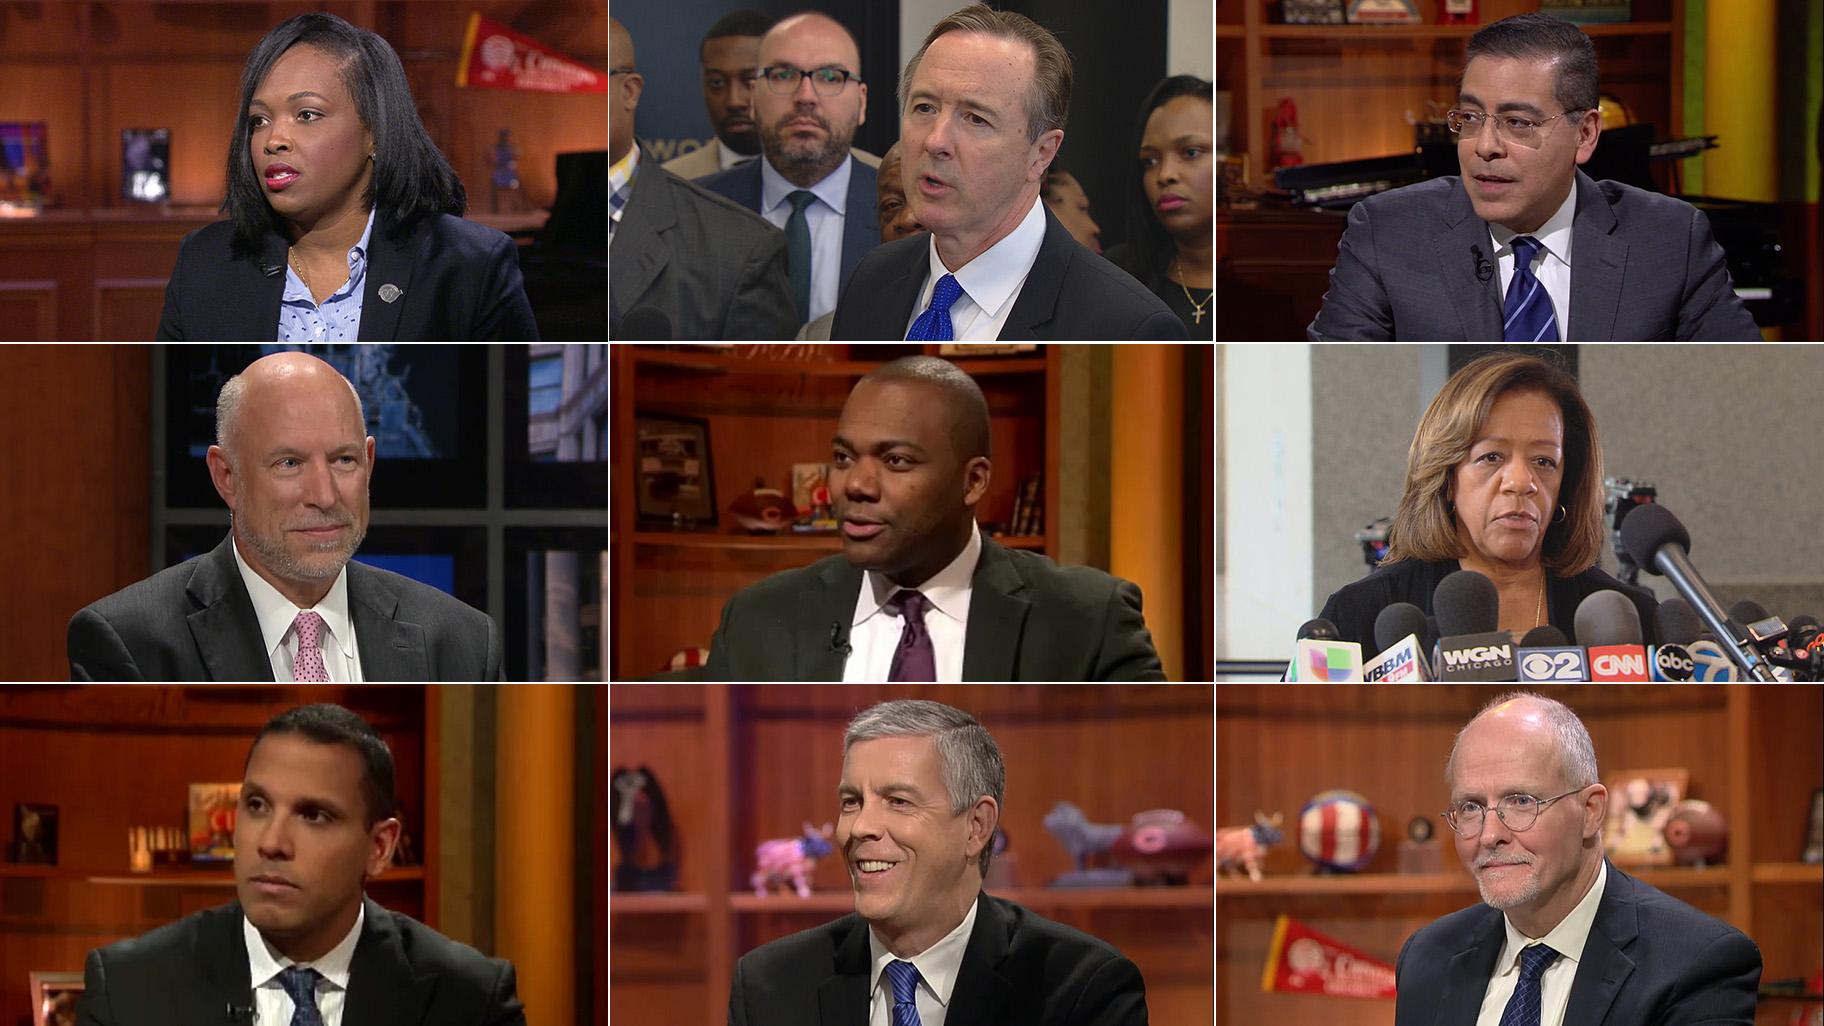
{"left": 705, "top": 356, "right": 1164, "bottom": 682}
{"left": 67, "top": 352, "right": 499, "bottom": 682}
{"left": 609, "top": 17, "right": 798, "bottom": 340}
{"left": 830, "top": 4, "right": 1182, "bottom": 341}
{"left": 1395, "top": 692, "right": 1759, "bottom": 1026}
{"left": 728, "top": 699, "right": 1146, "bottom": 1025}
{"left": 1309, "top": 14, "right": 1761, "bottom": 342}
{"left": 696, "top": 13, "right": 879, "bottom": 328}
{"left": 78, "top": 704, "right": 524, "bottom": 1026}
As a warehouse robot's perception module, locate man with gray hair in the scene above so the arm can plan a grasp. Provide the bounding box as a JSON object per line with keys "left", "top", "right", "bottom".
{"left": 729, "top": 698, "right": 1146, "bottom": 1025}
{"left": 1395, "top": 691, "right": 1758, "bottom": 1026}
{"left": 68, "top": 351, "right": 498, "bottom": 681}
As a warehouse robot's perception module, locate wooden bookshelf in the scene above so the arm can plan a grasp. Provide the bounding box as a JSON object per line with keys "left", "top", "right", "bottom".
{"left": 610, "top": 344, "right": 1061, "bottom": 682}
{"left": 1215, "top": 684, "right": 1824, "bottom": 1026}
{"left": 609, "top": 683, "right": 1215, "bottom": 1026}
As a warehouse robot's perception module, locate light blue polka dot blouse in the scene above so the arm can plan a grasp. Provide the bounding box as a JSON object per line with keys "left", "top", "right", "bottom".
{"left": 278, "top": 207, "right": 376, "bottom": 342}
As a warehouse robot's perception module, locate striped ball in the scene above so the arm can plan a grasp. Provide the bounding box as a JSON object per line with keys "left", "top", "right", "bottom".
{"left": 1298, "top": 789, "right": 1382, "bottom": 872}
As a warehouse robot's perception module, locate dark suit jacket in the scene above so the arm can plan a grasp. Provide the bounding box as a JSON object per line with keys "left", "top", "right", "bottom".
{"left": 728, "top": 893, "right": 1147, "bottom": 1026}
{"left": 704, "top": 532, "right": 1165, "bottom": 681}
{"left": 610, "top": 145, "right": 799, "bottom": 340}
{"left": 830, "top": 204, "right": 1186, "bottom": 340}
{"left": 1394, "top": 863, "right": 1760, "bottom": 1026}
{"left": 1307, "top": 170, "right": 1763, "bottom": 341}
{"left": 77, "top": 898, "right": 524, "bottom": 1026}
{"left": 67, "top": 534, "right": 500, "bottom": 682}
{"left": 157, "top": 210, "right": 539, "bottom": 341}
{"left": 1318, "top": 557, "right": 1660, "bottom": 650}
{"left": 695, "top": 153, "right": 880, "bottom": 302}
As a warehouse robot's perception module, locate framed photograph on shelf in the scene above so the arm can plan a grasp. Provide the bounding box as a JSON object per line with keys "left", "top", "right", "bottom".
{"left": 1602, "top": 768, "right": 1687, "bottom": 867}
{"left": 635, "top": 414, "right": 715, "bottom": 528}
{"left": 29, "top": 971, "right": 82, "bottom": 1026}
{"left": 188, "top": 782, "right": 241, "bottom": 863}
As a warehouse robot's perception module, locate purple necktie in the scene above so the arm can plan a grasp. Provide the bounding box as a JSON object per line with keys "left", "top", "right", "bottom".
{"left": 885, "top": 959, "right": 922, "bottom": 1026}
{"left": 885, "top": 590, "right": 936, "bottom": 682}
{"left": 292, "top": 611, "right": 330, "bottom": 683}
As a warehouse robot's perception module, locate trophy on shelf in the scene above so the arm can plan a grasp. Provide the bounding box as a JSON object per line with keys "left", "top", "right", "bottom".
{"left": 750, "top": 821, "right": 833, "bottom": 898}
{"left": 1663, "top": 800, "right": 1728, "bottom": 868}
{"left": 611, "top": 766, "right": 678, "bottom": 891}
{"left": 9, "top": 803, "right": 57, "bottom": 865}
{"left": 1110, "top": 809, "right": 1213, "bottom": 885}
{"left": 1217, "top": 811, "right": 1284, "bottom": 882}
{"left": 1398, "top": 815, "right": 1442, "bottom": 874}
{"left": 1297, "top": 789, "right": 1382, "bottom": 873}
{"left": 489, "top": 128, "right": 523, "bottom": 214}
{"left": 1043, "top": 801, "right": 1133, "bottom": 888}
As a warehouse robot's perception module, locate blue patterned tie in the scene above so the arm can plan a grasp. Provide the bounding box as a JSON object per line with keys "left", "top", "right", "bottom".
{"left": 885, "top": 959, "right": 922, "bottom": 1026}
{"left": 1497, "top": 943, "right": 1560, "bottom": 1026}
{"left": 905, "top": 274, "right": 962, "bottom": 341}
{"left": 277, "top": 966, "right": 324, "bottom": 1026}
{"left": 1502, "top": 236, "right": 1558, "bottom": 342}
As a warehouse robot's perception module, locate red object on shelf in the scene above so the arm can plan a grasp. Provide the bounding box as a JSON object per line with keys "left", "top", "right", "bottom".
{"left": 1260, "top": 914, "right": 1397, "bottom": 999}
{"left": 1440, "top": 0, "right": 1479, "bottom": 25}
{"left": 1270, "top": 99, "right": 1304, "bottom": 169}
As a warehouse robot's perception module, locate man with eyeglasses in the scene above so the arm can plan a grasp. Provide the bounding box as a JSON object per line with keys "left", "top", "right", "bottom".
{"left": 1394, "top": 692, "right": 1759, "bottom": 1026}
{"left": 1309, "top": 13, "right": 1761, "bottom": 341}
{"left": 698, "top": 12, "right": 881, "bottom": 329}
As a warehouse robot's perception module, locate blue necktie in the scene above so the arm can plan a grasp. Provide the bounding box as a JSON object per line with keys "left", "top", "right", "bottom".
{"left": 885, "top": 959, "right": 922, "bottom": 1026}
{"left": 1497, "top": 943, "right": 1560, "bottom": 1026}
{"left": 906, "top": 274, "right": 962, "bottom": 341}
{"left": 785, "top": 190, "right": 816, "bottom": 323}
{"left": 277, "top": 966, "right": 324, "bottom": 1026}
{"left": 1503, "top": 235, "right": 1558, "bottom": 343}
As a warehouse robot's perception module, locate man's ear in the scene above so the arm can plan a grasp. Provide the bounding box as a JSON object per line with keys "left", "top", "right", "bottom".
{"left": 366, "top": 817, "right": 402, "bottom": 878}
{"left": 206, "top": 445, "right": 237, "bottom": 510}
{"left": 964, "top": 795, "right": 998, "bottom": 866}
{"left": 1582, "top": 783, "right": 1607, "bottom": 841}
{"left": 962, "top": 456, "right": 992, "bottom": 507}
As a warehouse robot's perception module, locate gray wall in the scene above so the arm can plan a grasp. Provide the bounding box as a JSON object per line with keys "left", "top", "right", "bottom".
{"left": 1311, "top": 344, "right": 1425, "bottom": 610}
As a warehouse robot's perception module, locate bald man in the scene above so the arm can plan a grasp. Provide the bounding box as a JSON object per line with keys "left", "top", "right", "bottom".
{"left": 67, "top": 353, "right": 500, "bottom": 682}
{"left": 696, "top": 12, "right": 881, "bottom": 326}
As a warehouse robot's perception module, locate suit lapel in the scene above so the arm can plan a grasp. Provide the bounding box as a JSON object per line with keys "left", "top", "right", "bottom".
{"left": 961, "top": 535, "right": 1030, "bottom": 682}
{"left": 1431, "top": 181, "right": 1503, "bottom": 341}
{"left": 1431, "top": 907, "right": 1504, "bottom": 1026}
{"left": 818, "top": 915, "right": 871, "bottom": 1026}
{"left": 947, "top": 895, "right": 1013, "bottom": 1026}
{"left": 357, "top": 212, "right": 420, "bottom": 342}
{"left": 347, "top": 563, "right": 429, "bottom": 682}
{"left": 242, "top": 233, "right": 290, "bottom": 338}
{"left": 999, "top": 207, "right": 1071, "bottom": 341}
{"left": 1566, "top": 170, "right": 1626, "bottom": 343}
{"left": 839, "top": 157, "right": 878, "bottom": 291}
{"left": 186, "top": 535, "right": 276, "bottom": 682}
{"left": 797, "top": 558, "right": 863, "bottom": 681}
{"left": 1564, "top": 864, "right": 1638, "bottom": 1026}
{"left": 610, "top": 146, "right": 676, "bottom": 311}
{"left": 185, "top": 904, "right": 255, "bottom": 1026}
{"left": 344, "top": 898, "right": 437, "bottom": 1026}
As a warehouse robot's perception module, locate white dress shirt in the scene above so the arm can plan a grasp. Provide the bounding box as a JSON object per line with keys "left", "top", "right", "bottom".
{"left": 1475, "top": 859, "right": 1608, "bottom": 1026}
{"left": 1488, "top": 183, "right": 1576, "bottom": 339}
{"left": 232, "top": 538, "right": 364, "bottom": 683}
{"left": 841, "top": 525, "right": 980, "bottom": 683}
{"left": 713, "top": 138, "right": 757, "bottom": 173}
{"left": 245, "top": 902, "right": 363, "bottom": 1026}
{"left": 759, "top": 154, "right": 854, "bottom": 324}
{"left": 904, "top": 193, "right": 1047, "bottom": 341}
{"left": 868, "top": 897, "right": 979, "bottom": 1026}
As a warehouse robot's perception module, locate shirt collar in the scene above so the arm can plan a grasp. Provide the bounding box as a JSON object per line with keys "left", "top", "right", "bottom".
{"left": 610, "top": 146, "right": 640, "bottom": 194}
{"left": 761, "top": 152, "right": 852, "bottom": 217}
{"left": 1496, "top": 858, "right": 1607, "bottom": 973}
{"left": 280, "top": 207, "right": 376, "bottom": 305}
{"left": 231, "top": 533, "right": 357, "bottom": 664}
{"left": 1488, "top": 180, "right": 1577, "bottom": 268}
{"left": 853, "top": 523, "right": 982, "bottom": 628}
{"left": 925, "top": 192, "right": 1047, "bottom": 319}
{"left": 245, "top": 901, "right": 364, "bottom": 992}
{"left": 716, "top": 138, "right": 755, "bottom": 172}
{"left": 867, "top": 895, "right": 979, "bottom": 1010}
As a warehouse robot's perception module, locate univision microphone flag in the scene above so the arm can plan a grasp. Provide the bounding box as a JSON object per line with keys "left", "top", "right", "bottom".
{"left": 1260, "top": 914, "right": 1397, "bottom": 999}
{"left": 457, "top": 13, "right": 607, "bottom": 94}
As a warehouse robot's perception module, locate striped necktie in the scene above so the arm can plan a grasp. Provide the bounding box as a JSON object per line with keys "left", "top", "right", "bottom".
{"left": 1503, "top": 235, "right": 1558, "bottom": 342}
{"left": 885, "top": 959, "right": 922, "bottom": 1026}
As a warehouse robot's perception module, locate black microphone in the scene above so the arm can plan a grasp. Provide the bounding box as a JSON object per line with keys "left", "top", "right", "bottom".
{"left": 258, "top": 262, "right": 284, "bottom": 277}
{"left": 1574, "top": 590, "right": 1643, "bottom": 646}
{"left": 1619, "top": 503, "right": 1778, "bottom": 681}
{"left": 1518, "top": 624, "right": 1569, "bottom": 646}
{"left": 1471, "top": 245, "right": 1494, "bottom": 283}
{"left": 1435, "top": 570, "right": 1499, "bottom": 636}
{"left": 1296, "top": 618, "right": 1340, "bottom": 641}
{"left": 1374, "top": 602, "right": 1431, "bottom": 656}
{"left": 1654, "top": 597, "right": 1704, "bottom": 646}
{"left": 619, "top": 306, "right": 672, "bottom": 341}
{"left": 1432, "top": 570, "right": 1514, "bottom": 680}
{"left": 1728, "top": 599, "right": 1770, "bottom": 627}
{"left": 226, "top": 1004, "right": 255, "bottom": 1022}
{"left": 828, "top": 622, "right": 851, "bottom": 656}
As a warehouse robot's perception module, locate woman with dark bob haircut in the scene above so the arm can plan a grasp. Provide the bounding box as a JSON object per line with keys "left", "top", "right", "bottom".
{"left": 1318, "top": 352, "right": 1656, "bottom": 647}
{"left": 157, "top": 12, "right": 538, "bottom": 341}
{"left": 1103, "top": 75, "right": 1212, "bottom": 340}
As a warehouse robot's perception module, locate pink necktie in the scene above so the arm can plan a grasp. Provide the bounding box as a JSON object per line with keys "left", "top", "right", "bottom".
{"left": 292, "top": 611, "right": 330, "bottom": 682}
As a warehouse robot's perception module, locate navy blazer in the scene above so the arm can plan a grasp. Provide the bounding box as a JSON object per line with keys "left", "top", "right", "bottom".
{"left": 829, "top": 204, "right": 1185, "bottom": 340}
{"left": 1394, "top": 862, "right": 1760, "bottom": 1026}
{"left": 156, "top": 210, "right": 539, "bottom": 341}
{"left": 695, "top": 154, "right": 880, "bottom": 299}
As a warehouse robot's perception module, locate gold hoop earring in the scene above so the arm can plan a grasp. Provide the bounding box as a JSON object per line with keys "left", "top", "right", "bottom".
{"left": 1553, "top": 504, "right": 1567, "bottom": 524}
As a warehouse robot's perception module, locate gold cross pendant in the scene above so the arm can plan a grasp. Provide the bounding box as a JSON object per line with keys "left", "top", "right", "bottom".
{"left": 1193, "top": 308, "right": 1204, "bottom": 324}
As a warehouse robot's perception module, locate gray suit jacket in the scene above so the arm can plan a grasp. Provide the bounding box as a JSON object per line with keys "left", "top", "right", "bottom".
{"left": 1307, "top": 170, "right": 1763, "bottom": 341}
{"left": 610, "top": 146, "right": 798, "bottom": 340}
{"left": 67, "top": 534, "right": 501, "bottom": 682}
{"left": 704, "top": 532, "right": 1166, "bottom": 681}
{"left": 660, "top": 140, "right": 729, "bottom": 180}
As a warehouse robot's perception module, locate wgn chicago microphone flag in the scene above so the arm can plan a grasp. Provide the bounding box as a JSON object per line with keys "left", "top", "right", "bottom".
{"left": 1260, "top": 915, "right": 1397, "bottom": 999}
{"left": 457, "top": 13, "right": 606, "bottom": 93}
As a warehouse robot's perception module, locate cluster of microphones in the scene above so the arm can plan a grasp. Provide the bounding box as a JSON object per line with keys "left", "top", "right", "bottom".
{"left": 1288, "top": 504, "right": 1820, "bottom": 683}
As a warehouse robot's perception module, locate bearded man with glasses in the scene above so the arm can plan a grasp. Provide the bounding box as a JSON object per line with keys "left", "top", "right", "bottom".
{"left": 1308, "top": 13, "right": 1761, "bottom": 342}
{"left": 1393, "top": 691, "right": 1759, "bottom": 1026}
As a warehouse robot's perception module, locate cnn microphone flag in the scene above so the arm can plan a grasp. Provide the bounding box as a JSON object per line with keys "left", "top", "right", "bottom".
{"left": 1260, "top": 914, "right": 1398, "bottom": 999}
{"left": 457, "top": 13, "right": 606, "bottom": 94}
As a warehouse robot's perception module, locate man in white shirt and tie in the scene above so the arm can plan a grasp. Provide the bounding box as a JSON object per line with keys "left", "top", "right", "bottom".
{"left": 1394, "top": 692, "right": 1760, "bottom": 1026}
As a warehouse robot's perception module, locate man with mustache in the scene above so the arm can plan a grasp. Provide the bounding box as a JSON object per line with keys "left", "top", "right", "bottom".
{"left": 662, "top": 10, "right": 771, "bottom": 180}
{"left": 697, "top": 12, "right": 881, "bottom": 327}
{"left": 78, "top": 703, "right": 524, "bottom": 1026}
{"left": 704, "top": 356, "right": 1163, "bottom": 682}
{"left": 728, "top": 699, "right": 1147, "bottom": 1025}
{"left": 67, "top": 351, "right": 500, "bottom": 681}
{"left": 1309, "top": 13, "right": 1761, "bottom": 341}
{"left": 1396, "top": 692, "right": 1759, "bottom": 1026}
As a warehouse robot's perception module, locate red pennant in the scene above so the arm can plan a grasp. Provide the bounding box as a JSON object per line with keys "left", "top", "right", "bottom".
{"left": 457, "top": 13, "right": 606, "bottom": 94}
{"left": 1260, "top": 914, "right": 1398, "bottom": 999}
